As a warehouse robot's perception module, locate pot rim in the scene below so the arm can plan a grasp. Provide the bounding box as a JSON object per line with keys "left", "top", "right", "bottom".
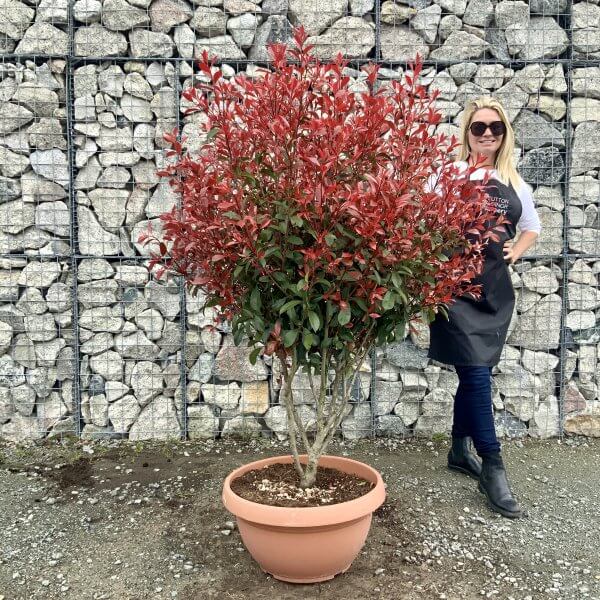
{"left": 222, "top": 454, "right": 386, "bottom": 528}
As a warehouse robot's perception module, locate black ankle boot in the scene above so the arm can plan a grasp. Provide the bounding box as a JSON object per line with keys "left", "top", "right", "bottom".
{"left": 447, "top": 436, "right": 482, "bottom": 480}
{"left": 478, "top": 452, "right": 525, "bottom": 519}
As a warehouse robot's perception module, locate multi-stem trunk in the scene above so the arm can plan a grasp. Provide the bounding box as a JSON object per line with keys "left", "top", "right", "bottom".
{"left": 278, "top": 344, "right": 372, "bottom": 489}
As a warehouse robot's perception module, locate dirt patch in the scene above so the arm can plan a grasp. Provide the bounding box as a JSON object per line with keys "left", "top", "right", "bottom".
{"left": 0, "top": 437, "right": 599, "bottom": 600}
{"left": 230, "top": 462, "right": 374, "bottom": 507}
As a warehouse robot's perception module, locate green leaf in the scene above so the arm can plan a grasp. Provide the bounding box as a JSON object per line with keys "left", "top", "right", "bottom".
{"left": 222, "top": 211, "right": 240, "bottom": 219}
{"left": 290, "top": 215, "right": 303, "bottom": 227}
{"left": 325, "top": 233, "right": 337, "bottom": 246}
{"left": 302, "top": 330, "right": 314, "bottom": 350}
{"left": 382, "top": 291, "right": 395, "bottom": 310}
{"left": 283, "top": 329, "right": 299, "bottom": 347}
{"left": 279, "top": 299, "right": 302, "bottom": 314}
{"left": 287, "top": 235, "right": 304, "bottom": 245}
{"left": 338, "top": 308, "right": 351, "bottom": 326}
{"left": 250, "top": 287, "right": 261, "bottom": 312}
{"left": 391, "top": 272, "right": 402, "bottom": 288}
{"left": 248, "top": 347, "right": 261, "bottom": 365}
{"left": 307, "top": 310, "right": 320, "bottom": 332}
{"left": 206, "top": 127, "right": 219, "bottom": 140}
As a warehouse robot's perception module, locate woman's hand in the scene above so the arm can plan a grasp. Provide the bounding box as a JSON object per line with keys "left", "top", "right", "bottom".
{"left": 504, "top": 231, "right": 539, "bottom": 264}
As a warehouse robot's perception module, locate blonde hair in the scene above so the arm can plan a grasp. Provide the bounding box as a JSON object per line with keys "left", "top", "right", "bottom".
{"left": 457, "top": 96, "right": 524, "bottom": 191}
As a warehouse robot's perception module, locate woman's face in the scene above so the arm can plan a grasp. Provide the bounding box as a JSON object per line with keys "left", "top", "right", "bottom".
{"left": 467, "top": 108, "right": 505, "bottom": 163}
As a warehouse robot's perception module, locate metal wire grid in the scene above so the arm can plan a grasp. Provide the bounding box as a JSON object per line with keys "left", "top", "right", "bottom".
{"left": 0, "top": 0, "right": 599, "bottom": 441}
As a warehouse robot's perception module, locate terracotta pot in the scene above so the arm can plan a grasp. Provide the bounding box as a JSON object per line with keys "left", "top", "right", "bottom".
{"left": 222, "top": 454, "right": 386, "bottom": 583}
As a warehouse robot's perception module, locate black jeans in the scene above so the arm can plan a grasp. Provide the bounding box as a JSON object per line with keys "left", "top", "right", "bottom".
{"left": 453, "top": 365, "right": 501, "bottom": 455}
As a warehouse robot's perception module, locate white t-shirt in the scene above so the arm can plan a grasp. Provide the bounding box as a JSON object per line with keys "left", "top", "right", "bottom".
{"left": 455, "top": 161, "right": 542, "bottom": 234}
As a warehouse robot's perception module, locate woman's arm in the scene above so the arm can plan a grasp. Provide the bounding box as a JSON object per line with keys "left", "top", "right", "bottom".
{"left": 503, "top": 231, "right": 539, "bottom": 264}
{"left": 505, "top": 180, "right": 541, "bottom": 262}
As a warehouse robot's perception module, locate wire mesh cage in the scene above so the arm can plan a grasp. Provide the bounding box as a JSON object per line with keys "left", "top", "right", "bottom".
{"left": 0, "top": 0, "right": 599, "bottom": 441}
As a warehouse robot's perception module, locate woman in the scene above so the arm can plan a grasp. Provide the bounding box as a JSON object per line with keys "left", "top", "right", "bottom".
{"left": 428, "top": 97, "right": 541, "bottom": 519}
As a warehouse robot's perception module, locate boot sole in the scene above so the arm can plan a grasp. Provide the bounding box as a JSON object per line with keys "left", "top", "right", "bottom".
{"left": 477, "top": 482, "right": 525, "bottom": 519}
{"left": 447, "top": 463, "right": 481, "bottom": 481}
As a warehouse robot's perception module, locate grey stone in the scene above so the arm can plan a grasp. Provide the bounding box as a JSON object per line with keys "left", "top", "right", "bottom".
{"left": 381, "top": 1, "right": 415, "bottom": 24}
{"left": 410, "top": 5, "right": 442, "bottom": 44}
{"left": 0, "top": 147, "right": 28, "bottom": 180}
{"left": 188, "top": 404, "right": 219, "bottom": 439}
{"left": 438, "top": 14, "right": 462, "bottom": 41}
{"left": 30, "top": 149, "right": 69, "bottom": 187}
{"left": 0, "top": 0, "right": 35, "bottom": 40}
{"left": 77, "top": 206, "right": 123, "bottom": 256}
{"left": 473, "top": 64, "right": 504, "bottom": 90}
{"left": 130, "top": 361, "right": 164, "bottom": 406}
{"left": 214, "top": 342, "right": 267, "bottom": 382}
{"left": 221, "top": 414, "right": 262, "bottom": 437}
{"left": 90, "top": 350, "right": 123, "bottom": 381}
{"left": 98, "top": 65, "right": 125, "bottom": 98}
{"left": 289, "top": 0, "right": 347, "bottom": 35}
{"left": 149, "top": 0, "right": 193, "bottom": 32}
{"left": 114, "top": 330, "right": 161, "bottom": 360}
{"left": 15, "top": 23, "right": 69, "bottom": 54}
{"left": 144, "top": 280, "right": 180, "bottom": 320}
{"left": 306, "top": 17, "right": 375, "bottom": 60}
{"left": 12, "top": 334, "right": 36, "bottom": 369}
{"left": 571, "top": 67, "right": 600, "bottom": 100}
{"left": 0, "top": 200, "right": 35, "bottom": 234}
{"left": 28, "top": 118, "right": 66, "bottom": 151}
{"left": 16, "top": 287, "right": 47, "bottom": 315}
{"left": 380, "top": 25, "right": 430, "bottom": 61}
{"left": 0, "top": 103, "right": 34, "bottom": 136}
{"left": 97, "top": 166, "right": 131, "bottom": 188}
{"left": 174, "top": 23, "right": 196, "bottom": 58}
{"left": 227, "top": 13, "right": 259, "bottom": 48}
{"left": 102, "top": 0, "right": 150, "bottom": 30}
{"left": 494, "top": 1, "right": 528, "bottom": 29}
{"left": 485, "top": 26, "right": 510, "bottom": 60}
{"left": 75, "top": 156, "right": 102, "bottom": 190}
{"left": 372, "top": 380, "right": 401, "bottom": 415}
{"left": 0, "top": 355, "right": 26, "bottom": 387}
{"left": 37, "top": 0, "right": 68, "bottom": 23}
{"left": 569, "top": 259, "right": 596, "bottom": 285}
{"left": 18, "top": 261, "right": 61, "bottom": 289}
{"left": 433, "top": 0, "right": 466, "bottom": 15}
{"left": 79, "top": 306, "right": 124, "bottom": 332}
{"left": 342, "top": 402, "right": 371, "bottom": 440}
{"left": 571, "top": 122, "right": 600, "bottom": 176}
{"left": 195, "top": 34, "right": 245, "bottom": 59}
{"left": 566, "top": 309, "right": 596, "bottom": 331}
{"left": 189, "top": 353, "right": 214, "bottom": 383}
{"left": 529, "top": 395, "right": 560, "bottom": 438}
{"left": 86, "top": 188, "right": 129, "bottom": 230}
{"left": 507, "top": 293, "right": 562, "bottom": 350}
{"left": 529, "top": 0, "right": 566, "bottom": 13}
{"left": 223, "top": 0, "right": 261, "bottom": 15}
{"left": 518, "top": 147, "right": 565, "bottom": 185}
{"left": 74, "top": 24, "right": 128, "bottom": 56}
{"left": 375, "top": 414, "right": 407, "bottom": 436}
{"left": 522, "top": 349, "right": 559, "bottom": 374}
{"left": 78, "top": 278, "right": 118, "bottom": 308}
{"left": 190, "top": 6, "right": 227, "bottom": 35}
{"left": 201, "top": 381, "right": 241, "bottom": 410}
{"left": 105, "top": 381, "right": 130, "bottom": 402}
{"left": 11, "top": 384, "right": 36, "bottom": 416}
{"left": 430, "top": 31, "right": 488, "bottom": 60}
{"left": 448, "top": 62, "right": 478, "bottom": 84}
{"left": 1, "top": 414, "right": 46, "bottom": 441}
{"left": 571, "top": 97, "right": 600, "bottom": 125}
{"left": 130, "top": 29, "right": 175, "bottom": 58}
{"left": 521, "top": 265, "right": 560, "bottom": 294}
{"left": 505, "top": 18, "right": 568, "bottom": 60}
{"left": 123, "top": 73, "right": 153, "bottom": 101}
{"left": 463, "top": 0, "right": 493, "bottom": 27}
{"left": 24, "top": 313, "right": 57, "bottom": 342}
{"left": 81, "top": 332, "right": 113, "bottom": 356}
{"left": 27, "top": 366, "right": 57, "bottom": 398}
{"left": 73, "top": 0, "right": 102, "bottom": 22}
{"left": 12, "top": 84, "right": 59, "bottom": 119}
{"left": 129, "top": 395, "right": 181, "bottom": 440}
{"left": 107, "top": 394, "right": 140, "bottom": 432}
{"left": 513, "top": 110, "right": 565, "bottom": 150}
{"left": 35, "top": 201, "right": 69, "bottom": 237}
{"left": 386, "top": 341, "right": 429, "bottom": 370}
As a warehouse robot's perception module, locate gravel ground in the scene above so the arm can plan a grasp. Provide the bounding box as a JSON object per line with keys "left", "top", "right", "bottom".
{"left": 0, "top": 436, "right": 599, "bottom": 600}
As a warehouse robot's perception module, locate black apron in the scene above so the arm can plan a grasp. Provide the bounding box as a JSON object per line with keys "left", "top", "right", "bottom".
{"left": 428, "top": 177, "right": 523, "bottom": 367}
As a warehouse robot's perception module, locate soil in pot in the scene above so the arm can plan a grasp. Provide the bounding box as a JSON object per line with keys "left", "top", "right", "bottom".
{"left": 229, "top": 462, "right": 375, "bottom": 507}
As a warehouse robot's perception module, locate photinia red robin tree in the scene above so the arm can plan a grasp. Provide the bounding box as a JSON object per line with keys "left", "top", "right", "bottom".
{"left": 141, "top": 27, "right": 501, "bottom": 488}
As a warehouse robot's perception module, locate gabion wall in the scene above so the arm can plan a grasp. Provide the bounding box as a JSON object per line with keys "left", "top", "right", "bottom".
{"left": 0, "top": 0, "right": 599, "bottom": 442}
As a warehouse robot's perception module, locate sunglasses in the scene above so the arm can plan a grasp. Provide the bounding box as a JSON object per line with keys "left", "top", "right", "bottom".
{"left": 469, "top": 120, "right": 506, "bottom": 137}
